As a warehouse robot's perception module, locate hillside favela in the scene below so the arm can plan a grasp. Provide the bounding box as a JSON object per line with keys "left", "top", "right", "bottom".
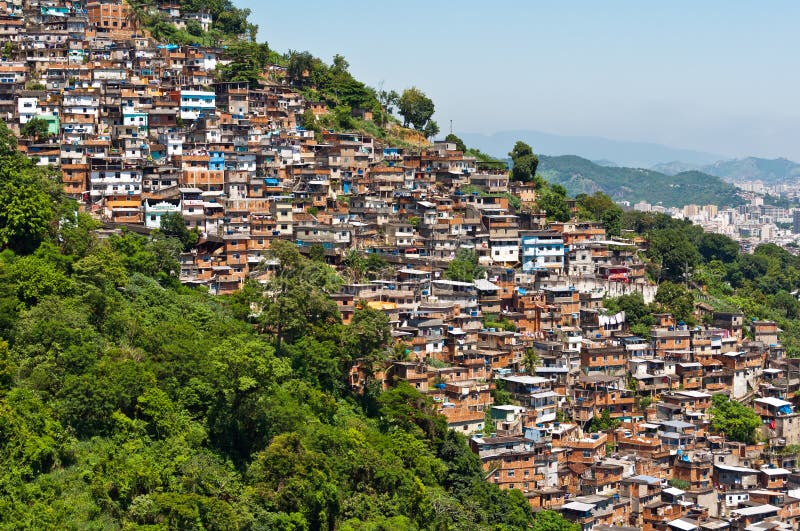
{"left": 4, "top": 1, "right": 800, "bottom": 530}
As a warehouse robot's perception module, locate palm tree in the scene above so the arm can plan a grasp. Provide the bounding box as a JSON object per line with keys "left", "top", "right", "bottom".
{"left": 343, "top": 248, "right": 367, "bottom": 283}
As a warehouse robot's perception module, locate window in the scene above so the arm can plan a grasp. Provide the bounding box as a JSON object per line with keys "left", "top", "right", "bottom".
{"left": 507, "top": 470, "right": 515, "bottom": 477}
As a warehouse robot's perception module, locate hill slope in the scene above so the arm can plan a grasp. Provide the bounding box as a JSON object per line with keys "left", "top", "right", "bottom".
{"left": 653, "top": 156, "right": 800, "bottom": 184}
{"left": 702, "top": 157, "right": 800, "bottom": 184}
{"left": 538, "top": 155, "right": 744, "bottom": 208}
{"left": 650, "top": 160, "right": 703, "bottom": 175}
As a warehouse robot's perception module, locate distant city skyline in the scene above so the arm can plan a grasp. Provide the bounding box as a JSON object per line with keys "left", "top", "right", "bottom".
{"left": 239, "top": 0, "right": 800, "bottom": 161}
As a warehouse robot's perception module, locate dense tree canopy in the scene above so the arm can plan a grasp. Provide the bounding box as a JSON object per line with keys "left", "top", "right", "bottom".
{"left": 532, "top": 510, "right": 581, "bottom": 531}
{"left": 217, "top": 41, "right": 272, "bottom": 86}
{"left": 576, "top": 192, "right": 623, "bottom": 237}
{"left": 0, "top": 120, "right": 59, "bottom": 254}
{"left": 158, "top": 212, "right": 199, "bottom": 252}
{"left": 584, "top": 409, "right": 620, "bottom": 433}
{"left": 509, "top": 141, "right": 540, "bottom": 184}
{"left": 654, "top": 281, "right": 695, "bottom": 324}
{"left": 286, "top": 50, "right": 316, "bottom": 87}
{"left": 423, "top": 119, "right": 440, "bottom": 139}
{"left": 284, "top": 50, "right": 382, "bottom": 127}
{"left": 709, "top": 394, "right": 761, "bottom": 444}
{"left": 445, "top": 133, "right": 467, "bottom": 152}
{"left": 696, "top": 232, "right": 739, "bottom": 263}
{"left": 20, "top": 117, "right": 51, "bottom": 141}
{"left": 398, "top": 87, "right": 435, "bottom": 131}
{"left": 445, "top": 248, "right": 484, "bottom": 282}
{"left": 646, "top": 227, "right": 702, "bottom": 283}
{"left": 537, "top": 184, "right": 571, "bottom": 222}
{"left": 604, "top": 293, "right": 655, "bottom": 329}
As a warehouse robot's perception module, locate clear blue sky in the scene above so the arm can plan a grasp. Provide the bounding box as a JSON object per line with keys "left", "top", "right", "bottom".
{"left": 237, "top": 0, "right": 800, "bottom": 160}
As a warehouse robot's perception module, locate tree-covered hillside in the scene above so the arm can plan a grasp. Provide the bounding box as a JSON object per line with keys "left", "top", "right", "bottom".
{"left": 0, "top": 121, "right": 536, "bottom": 529}
{"left": 702, "top": 157, "right": 800, "bottom": 184}
{"left": 653, "top": 156, "right": 800, "bottom": 184}
{"left": 538, "top": 155, "right": 744, "bottom": 208}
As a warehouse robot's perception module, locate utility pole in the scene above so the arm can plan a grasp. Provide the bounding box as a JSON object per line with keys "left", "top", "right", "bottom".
{"left": 684, "top": 260, "right": 689, "bottom": 289}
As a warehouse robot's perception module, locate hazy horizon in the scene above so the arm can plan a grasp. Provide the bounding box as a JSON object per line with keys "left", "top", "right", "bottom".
{"left": 238, "top": 0, "right": 800, "bottom": 161}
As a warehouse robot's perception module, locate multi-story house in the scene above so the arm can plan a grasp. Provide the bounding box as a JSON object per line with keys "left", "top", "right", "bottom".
{"left": 520, "top": 230, "right": 564, "bottom": 273}
{"left": 179, "top": 89, "right": 216, "bottom": 120}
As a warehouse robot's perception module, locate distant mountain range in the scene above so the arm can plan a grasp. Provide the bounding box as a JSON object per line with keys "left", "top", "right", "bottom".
{"left": 460, "top": 130, "right": 800, "bottom": 193}
{"left": 460, "top": 129, "right": 723, "bottom": 168}
{"left": 653, "top": 157, "right": 800, "bottom": 184}
{"left": 537, "top": 155, "right": 744, "bottom": 208}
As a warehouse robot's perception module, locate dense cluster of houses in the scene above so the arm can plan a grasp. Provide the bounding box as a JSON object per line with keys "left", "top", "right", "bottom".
{"left": 464, "top": 315, "right": 800, "bottom": 531}
{"left": 6, "top": 2, "right": 800, "bottom": 530}
{"left": 350, "top": 257, "right": 800, "bottom": 531}
{"left": 344, "top": 272, "right": 799, "bottom": 530}
{"left": 2, "top": 0, "right": 654, "bottom": 294}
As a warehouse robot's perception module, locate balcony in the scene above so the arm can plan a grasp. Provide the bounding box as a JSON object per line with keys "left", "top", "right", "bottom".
{"left": 638, "top": 381, "right": 671, "bottom": 392}
{"left": 595, "top": 395, "right": 634, "bottom": 407}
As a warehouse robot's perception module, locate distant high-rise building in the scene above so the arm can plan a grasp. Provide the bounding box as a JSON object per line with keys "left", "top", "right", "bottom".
{"left": 761, "top": 223, "right": 775, "bottom": 241}
{"left": 792, "top": 210, "right": 800, "bottom": 234}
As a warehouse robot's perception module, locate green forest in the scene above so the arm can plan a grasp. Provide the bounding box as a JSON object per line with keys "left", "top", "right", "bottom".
{"left": 0, "top": 121, "right": 575, "bottom": 530}
{"left": 702, "top": 157, "right": 800, "bottom": 185}
{"left": 537, "top": 155, "right": 745, "bottom": 208}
